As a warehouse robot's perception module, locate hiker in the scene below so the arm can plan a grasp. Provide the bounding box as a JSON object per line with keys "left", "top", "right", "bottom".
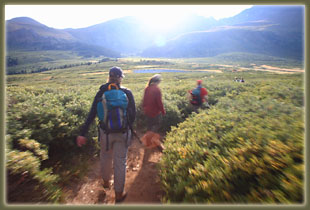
{"left": 76, "top": 66, "right": 136, "bottom": 203}
{"left": 142, "top": 74, "right": 166, "bottom": 132}
{"left": 189, "top": 80, "right": 209, "bottom": 111}
{"left": 234, "top": 77, "right": 241, "bottom": 82}
{"left": 240, "top": 77, "right": 245, "bottom": 82}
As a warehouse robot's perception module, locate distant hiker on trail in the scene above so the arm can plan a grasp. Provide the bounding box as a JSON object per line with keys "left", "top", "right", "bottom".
{"left": 189, "top": 80, "right": 210, "bottom": 111}
{"left": 142, "top": 74, "right": 166, "bottom": 132}
{"left": 76, "top": 66, "right": 136, "bottom": 203}
{"left": 234, "top": 77, "right": 245, "bottom": 82}
{"left": 141, "top": 74, "right": 166, "bottom": 151}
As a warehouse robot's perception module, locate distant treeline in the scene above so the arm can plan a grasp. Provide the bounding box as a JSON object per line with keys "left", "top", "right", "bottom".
{"left": 6, "top": 57, "right": 118, "bottom": 75}
{"left": 135, "top": 59, "right": 171, "bottom": 65}
{"left": 6, "top": 56, "right": 19, "bottom": 67}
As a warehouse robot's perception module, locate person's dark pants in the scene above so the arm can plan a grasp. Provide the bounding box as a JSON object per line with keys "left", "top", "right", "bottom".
{"left": 146, "top": 114, "right": 160, "bottom": 132}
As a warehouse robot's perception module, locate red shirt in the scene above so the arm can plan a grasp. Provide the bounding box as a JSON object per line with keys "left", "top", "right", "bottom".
{"left": 200, "top": 87, "right": 208, "bottom": 102}
{"left": 143, "top": 84, "right": 166, "bottom": 118}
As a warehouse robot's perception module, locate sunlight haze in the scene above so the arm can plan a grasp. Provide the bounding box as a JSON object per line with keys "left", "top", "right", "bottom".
{"left": 5, "top": 5, "right": 253, "bottom": 29}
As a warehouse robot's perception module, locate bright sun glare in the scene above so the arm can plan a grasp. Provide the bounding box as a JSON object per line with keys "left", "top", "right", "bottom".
{"left": 5, "top": 5, "right": 253, "bottom": 30}
{"left": 134, "top": 5, "right": 251, "bottom": 33}
{"left": 131, "top": 8, "right": 188, "bottom": 47}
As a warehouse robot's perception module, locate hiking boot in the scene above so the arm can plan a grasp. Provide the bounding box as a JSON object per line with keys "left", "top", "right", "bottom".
{"left": 98, "top": 189, "right": 106, "bottom": 203}
{"left": 115, "top": 191, "right": 127, "bottom": 203}
{"left": 102, "top": 180, "right": 110, "bottom": 189}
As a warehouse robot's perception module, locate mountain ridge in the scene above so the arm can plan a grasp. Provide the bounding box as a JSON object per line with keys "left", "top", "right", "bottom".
{"left": 6, "top": 17, "right": 120, "bottom": 58}
{"left": 141, "top": 5, "right": 304, "bottom": 59}
{"left": 5, "top": 5, "right": 304, "bottom": 60}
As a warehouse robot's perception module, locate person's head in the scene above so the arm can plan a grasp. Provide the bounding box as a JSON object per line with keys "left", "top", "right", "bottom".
{"left": 147, "top": 74, "right": 162, "bottom": 87}
{"left": 108, "top": 66, "right": 125, "bottom": 84}
{"left": 197, "top": 80, "right": 202, "bottom": 86}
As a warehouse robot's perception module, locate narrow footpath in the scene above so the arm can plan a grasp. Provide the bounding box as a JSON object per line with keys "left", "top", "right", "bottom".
{"left": 62, "top": 133, "right": 164, "bottom": 205}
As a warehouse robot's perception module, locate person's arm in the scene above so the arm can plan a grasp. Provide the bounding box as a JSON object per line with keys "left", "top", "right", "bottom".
{"left": 187, "top": 89, "right": 193, "bottom": 101}
{"left": 200, "top": 88, "right": 208, "bottom": 103}
{"left": 156, "top": 89, "right": 166, "bottom": 115}
{"left": 77, "top": 86, "right": 106, "bottom": 147}
{"left": 201, "top": 88, "right": 210, "bottom": 108}
{"left": 79, "top": 90, "right": 102, "bottom": 137}
{"left": 77, "top": 95, "right": 98, "bottom": 147}
{"left": 142, "top": 88, "right": 147, "bottom": 111}
{"left": 123, "top": 88, "right": 136, "bottom": 125}
{"left": 204, "top": 95, "right": 208, "bottom": 103}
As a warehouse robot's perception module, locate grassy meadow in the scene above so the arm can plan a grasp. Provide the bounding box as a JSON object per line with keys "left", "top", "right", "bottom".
{"left": 5, "top": 55, "right": 304, "bottom": 204}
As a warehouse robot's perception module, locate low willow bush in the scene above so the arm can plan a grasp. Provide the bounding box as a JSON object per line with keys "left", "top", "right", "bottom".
{"left": 159, "top": 86, "right": 304, "bottom": 203}
{"left": 6, "top": 86, "right": 99, "bottom": 203}
{"left": 6, "top": 71, "right": 304, "bottom": 203}
{"left": 6, "top": 149, "right": 61, "bottom": 203}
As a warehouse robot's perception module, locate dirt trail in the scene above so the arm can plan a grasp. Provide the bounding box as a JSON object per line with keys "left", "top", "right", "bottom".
{"left": 62, "top": 133, "right": 164, "bottom": 205}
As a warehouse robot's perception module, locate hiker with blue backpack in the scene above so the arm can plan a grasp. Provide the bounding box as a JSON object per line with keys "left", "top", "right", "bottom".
{"left": 189, "top": 80, "right": 209, "bottom": 112}
{"left": 76, "top": 67, "right": 136, "bottom": 203}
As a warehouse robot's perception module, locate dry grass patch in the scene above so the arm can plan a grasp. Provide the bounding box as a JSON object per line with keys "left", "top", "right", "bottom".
{"left": 81, "top": 72, "right": 107, "bottom": 76}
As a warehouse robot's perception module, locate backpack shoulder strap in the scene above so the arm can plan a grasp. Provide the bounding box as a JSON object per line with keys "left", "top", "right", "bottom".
{"left": 97, "top": 83, "right": 109, "bottom": 98}
{"left": 102, "top": 94, "right": 108, "bottom": 123}
{"left": 108, "top": 83, "right": 119, "bottom": 90}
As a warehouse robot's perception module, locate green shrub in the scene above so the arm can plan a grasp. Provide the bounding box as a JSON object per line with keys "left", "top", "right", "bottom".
{"left": 6, "top": 68, "right": 304, "bottom": 204}
{"left": 160, "top": 81, "right": 304, "bottom": 204}
{"left": 6, "top": 86, "right": 99, "bottom": 203}
{"left": 6, "top": 149, "right": 61, "bottom": 203}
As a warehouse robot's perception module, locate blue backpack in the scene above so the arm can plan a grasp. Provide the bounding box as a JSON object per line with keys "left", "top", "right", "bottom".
{"left": 190, "top": 86, "right": 202, "bottom": 106}
{"left": 97, "top": 83, "right": 129, "bottom": 133}
{"left": 97, "top": 83, "right": 129, "bottom": 150}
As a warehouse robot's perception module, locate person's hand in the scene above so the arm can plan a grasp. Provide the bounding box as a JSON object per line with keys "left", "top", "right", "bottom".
{"left": 206, "top": 102, "right": 211, "bottom": 109}
{"left": 76, "top": 136, "right": 87, "bottom": 147}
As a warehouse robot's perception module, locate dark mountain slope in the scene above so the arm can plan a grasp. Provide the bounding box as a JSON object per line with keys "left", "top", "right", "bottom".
{"left": 141, "top": 5, "right": 304, "bottom": 59}
{"left": 6, "top": 6, "right": 304, "bottom": 59}
{"left": 220, "top": 5, "right": 304, "bottom": 33}
{"left": 6, "top": 17, "right": 120, "bottom": 57}
{"left": 6, "top": 17, "right": 76, "bottom": 46}
{"left": 142, "top": 28, "right": 301, "bottom": 59}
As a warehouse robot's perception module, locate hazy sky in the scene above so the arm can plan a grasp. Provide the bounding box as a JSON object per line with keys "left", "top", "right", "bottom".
{"left": 5, "top": 5, "right": 253, "bottom": 29}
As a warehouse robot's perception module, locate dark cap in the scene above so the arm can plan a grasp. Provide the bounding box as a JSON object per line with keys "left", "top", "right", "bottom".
{"left": 109, "top": 66, "right": 125, "bottom": 78}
